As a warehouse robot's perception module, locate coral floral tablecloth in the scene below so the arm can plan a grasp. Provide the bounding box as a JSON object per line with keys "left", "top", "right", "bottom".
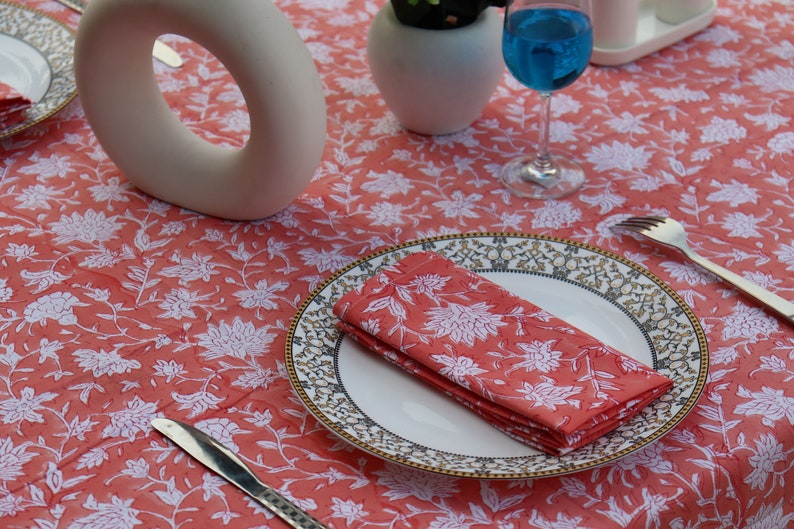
{"left": 2, "top": 0, "right": 793, "bottom": 528}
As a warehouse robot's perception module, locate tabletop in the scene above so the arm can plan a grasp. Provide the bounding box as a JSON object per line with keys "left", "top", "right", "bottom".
{"left": 2, "top": 0, "right": 793, "bottom": 528}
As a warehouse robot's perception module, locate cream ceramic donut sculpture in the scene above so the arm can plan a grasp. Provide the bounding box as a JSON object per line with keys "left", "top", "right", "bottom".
{"left": 74, "top": 0, "right": 326, "bottom": 220}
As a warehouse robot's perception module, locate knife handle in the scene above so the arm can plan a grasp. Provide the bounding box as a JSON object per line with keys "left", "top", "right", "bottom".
{"left": 249, "top": 487, "right": 328, "bottom": 529}
{"left": 683, "top": 248, "right": 794, "bottom": 326}
{"left": 55, "top": 0, "right": 86, "bottom": 12}
{"left": 219, "top": 450, "right": 328, "bottom": 529}
{"left": 151, "top": 40, "right": 184, "bottom": 69}
{"left": 56, "top": 0, "right": 183, "bottom": 68}
{"left": 197, "top": 435, "right": 329, "bottom": 529}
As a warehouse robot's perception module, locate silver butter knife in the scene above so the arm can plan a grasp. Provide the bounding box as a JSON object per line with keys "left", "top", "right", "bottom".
{"left": 151, "top": 418, "right": 328, "bottom": 529}
{"left": 55, "top": 0, "right": 184, "bottom": 68}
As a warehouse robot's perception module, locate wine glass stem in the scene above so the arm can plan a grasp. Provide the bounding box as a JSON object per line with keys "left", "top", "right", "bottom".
{"left": 534, "top": 91, "right": 554, "bottom": 175}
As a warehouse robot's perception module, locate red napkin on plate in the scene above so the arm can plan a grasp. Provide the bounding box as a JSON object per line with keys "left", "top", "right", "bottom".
{"left": 0, "top": 81, "right": 32, "bottom": 129}
{"left": 333, "top": 251, "right": 674, "bottom": 455}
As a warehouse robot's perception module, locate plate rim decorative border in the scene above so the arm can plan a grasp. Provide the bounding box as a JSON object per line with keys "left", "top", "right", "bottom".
{"left": 0, "top": 0, "right": 77, "bottom": 139}
{"left": 286, "top": 232, "right": 709, "bottom": 479}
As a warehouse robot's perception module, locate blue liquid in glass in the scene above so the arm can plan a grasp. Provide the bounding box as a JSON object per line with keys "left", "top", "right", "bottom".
{"left": 503, "top": 7, "right": 593, "bottom": 92}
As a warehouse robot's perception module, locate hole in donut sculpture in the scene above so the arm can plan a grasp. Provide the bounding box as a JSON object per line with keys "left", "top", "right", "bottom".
{"left": 156, "top": 39, "right": 251, "bottom": 149}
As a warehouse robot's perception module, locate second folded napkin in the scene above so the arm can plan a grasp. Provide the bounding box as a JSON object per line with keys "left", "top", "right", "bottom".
{"left": 0, "top": 81, "right": 32, "bottom": 129}
{"left": 333, "top": 251, "right": 674, "bottom": 455}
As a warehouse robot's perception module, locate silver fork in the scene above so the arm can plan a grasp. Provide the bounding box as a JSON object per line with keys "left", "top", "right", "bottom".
{"left": 614, "top": 216, "right": 794, "bottom": 325}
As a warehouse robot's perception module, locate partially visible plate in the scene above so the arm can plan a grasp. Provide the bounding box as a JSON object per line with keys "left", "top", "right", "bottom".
{"left": 286, "top": 233, "right": 709, "bottom": 479}
{"left": 0, "top": 1, "right": 76, "bottom": 139}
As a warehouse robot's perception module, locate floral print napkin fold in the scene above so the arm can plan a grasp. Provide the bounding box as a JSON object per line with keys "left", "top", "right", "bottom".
{"left": 0, "top": 81, "right": 32, "bottom": 129}
{"left": 333, "top": 251, "right": 674, "bottom": 455}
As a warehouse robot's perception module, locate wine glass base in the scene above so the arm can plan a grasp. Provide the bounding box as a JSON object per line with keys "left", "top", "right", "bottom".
{"left": 500, "top": 153, "right": 586, "bottom": 199}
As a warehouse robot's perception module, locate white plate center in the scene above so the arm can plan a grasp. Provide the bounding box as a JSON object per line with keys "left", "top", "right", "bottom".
{"left": 0, "top": 33, "right": 51, "bottom": 102}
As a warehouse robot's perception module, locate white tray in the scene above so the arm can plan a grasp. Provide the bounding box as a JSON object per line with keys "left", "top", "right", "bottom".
{"left": 591, "top": 0, "right": 717, "bottom": 66}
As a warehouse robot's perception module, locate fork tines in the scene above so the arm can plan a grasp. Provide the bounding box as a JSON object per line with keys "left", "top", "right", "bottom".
{"left": 613, "top": 216, "right": 666, "bottom": 230}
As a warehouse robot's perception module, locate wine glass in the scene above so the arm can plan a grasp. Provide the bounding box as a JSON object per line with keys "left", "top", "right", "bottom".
{"left": 500, "top": 0, "right": 593, "bottom": 199}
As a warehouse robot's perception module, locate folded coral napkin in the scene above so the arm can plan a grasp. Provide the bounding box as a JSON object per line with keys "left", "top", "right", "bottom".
{"left": 333, "top": 251, "right": 674, "bottom": 455}
{"left": 0, "top": 81, "right": 32, "bottom": 129}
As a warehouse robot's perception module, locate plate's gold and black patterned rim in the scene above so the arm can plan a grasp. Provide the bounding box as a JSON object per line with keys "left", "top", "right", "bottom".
{"left": 286, "top": 233, "right": 709, "bottom": 479}
{"left": 0, "top": 1, "right": 77, "bottom": 139}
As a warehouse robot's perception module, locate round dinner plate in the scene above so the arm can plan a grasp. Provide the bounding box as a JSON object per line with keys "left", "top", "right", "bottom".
{"left": 0, "top": 1, "right": 77, "bottom": 139}
{"left": 286, "top": 233, "right": 709, "bottom": 479}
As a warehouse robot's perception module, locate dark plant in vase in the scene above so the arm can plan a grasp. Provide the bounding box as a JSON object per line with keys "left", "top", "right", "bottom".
{"left": 390, "top": 0, "right": 506, "bottom": 30}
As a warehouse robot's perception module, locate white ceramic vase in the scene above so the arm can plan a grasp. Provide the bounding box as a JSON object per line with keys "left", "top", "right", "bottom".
{"left": 367, "top": 3, "right": 504, "bottom": 136}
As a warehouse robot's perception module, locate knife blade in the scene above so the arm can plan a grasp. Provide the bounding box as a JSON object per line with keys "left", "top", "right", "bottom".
{"left": 151, "top": 418, "right": 328, "bottom": 529}
{"left": 55, "top": 0, "right": 184, "bottom": 68}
